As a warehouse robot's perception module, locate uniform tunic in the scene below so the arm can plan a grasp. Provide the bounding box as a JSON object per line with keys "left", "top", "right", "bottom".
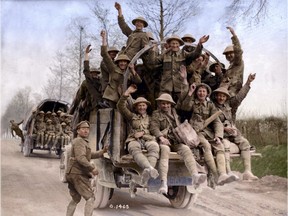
{"left": 118, "top": 15, "right": 149, "bottom": 60}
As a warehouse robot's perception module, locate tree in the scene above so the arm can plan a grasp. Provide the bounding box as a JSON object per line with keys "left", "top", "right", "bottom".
{"left": 1, "top": 87, "right": 34, "bottom": 135}
{"left": 127, "top": 0, "right": 200, "bottom": 42}
{"left": 224, "top": 0, "right": 269, "bottom": 26}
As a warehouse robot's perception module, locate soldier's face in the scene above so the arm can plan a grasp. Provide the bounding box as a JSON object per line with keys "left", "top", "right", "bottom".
{"left": 135, "top": 103, "right": 147, "bottom": 115}
{"left": 77, "top": 126, "right": 90, "bottom": 138}
{"left": 169, "top": 40, "right": 180, "bottom": 52}
{"left": 183, "top": 38, "right": 193, "bottom": 43}
{"left": 225, "top": 52, "right": 235, "bottom": 63}
{"left": 214, "top": 64, "right": 223, "bottom": 75}
{"left": 159, "top": 101, "right": 171, "bottom": 112}
{"left": 196, "top": 87, "right": 208, "bottom": 102}
{"left": 109, "top": 51, "right": 118, "bottom": 60}
{"left": 215, "top": 92, "right": 227, "bottom": 105}
{"left": 135, "top": 20, "right": 144, "bottom": 30}
{"left": 118, "top": 60, "right": 129, "bottom": 70}
{"left": 90, "top": 72, "right": 100, "bottom": 79}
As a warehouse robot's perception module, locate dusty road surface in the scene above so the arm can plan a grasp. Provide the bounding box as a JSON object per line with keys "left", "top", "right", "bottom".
{"left": 2, "top": 139, "right": 287, "bottom": 216}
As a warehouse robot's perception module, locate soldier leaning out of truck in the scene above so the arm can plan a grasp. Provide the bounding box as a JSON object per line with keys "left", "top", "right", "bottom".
{"left": 117, "top": 84, "right": 160, "bottom": 187}
{"left": 10, "top": 119, "right": 24, "bottom": 143}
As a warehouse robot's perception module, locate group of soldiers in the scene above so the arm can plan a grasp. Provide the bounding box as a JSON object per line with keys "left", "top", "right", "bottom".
{"left": 32, "top": 110, "right": 73, "bottom": 150}
{"left": 66, "top": 2, "right": 258, "bottom": 215}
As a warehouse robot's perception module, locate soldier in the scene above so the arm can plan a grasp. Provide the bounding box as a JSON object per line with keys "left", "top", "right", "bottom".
{"left": 57, "top": 110, "right": 62, "bottom": 118}
{"left": 149, "top": 34, "right": 209, "bottom": 102}
{"left": 100, "top": 46, "right": 119, "bottom": 94}
{"left": 36, "top": 110, "right": 45, "bottom": 122}
{"left": 101, "top": 30, "right": 142, "bottom": 108}
{"left": 212, "top": 73, "right": 258, "bottom": 180}
{"left": 65, "top": 121, "right": 108, "bottom": 216}
{"left": 44, "top": 119, "right": 56, "bottom": 149}
{"left": 181, "top": 33, "right": 196, "bottom": 52}
{"left": 10, "top": 120, "right": 24, "bottom": 143}
{"left": 57, "top": 122, "right": 70, "bottom": 148}
{"left": 202, "top": 62, "right": 226, "bottom": 91}
{"left": 44, "top": 111, "right": 52, "bottom": 122}
{"left": 115, "top": 2, "right": 149, "bottom": 60}
{"left": 51, "top": 112, "right": 61, "bottom": 150}
{"left": 34, "top": 117, "right": 46, "bottom": 148}
{"left": 221, "top": 27, "right": 244, "bottom": 122}
{"left": 117, "top": 85, "right": 159, "bottom": 186}
{"left": 177, "top": 81, "right": 238, "bottom": 186}
{"left": 150, "top": 93, "right": 207, "bottom": 194}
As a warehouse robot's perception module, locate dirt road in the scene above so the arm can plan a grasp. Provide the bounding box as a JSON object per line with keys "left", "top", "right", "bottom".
{"left": 1, "top": 139, "right": 287, "bottom": 216}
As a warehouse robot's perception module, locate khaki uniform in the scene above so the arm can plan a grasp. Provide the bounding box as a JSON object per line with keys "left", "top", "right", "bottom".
{"left": 150, "top": 108, "right": 198, "bottom": 182}
{"left": 149, "top": 43, "right": 202, "bottom": 98}
{"left": 101, "top": 45, "right": 142, "bottom": 103}
{"left": 34, "top": 119, "right": 46, "bottom": 147}
{"left": 178, "top": 95, "right": 226, "bottom": 179}
{"left": 100, "top": 60, "right": 111, "bottom": 93}
{"left": 45, "top": 122, "right": 56, "bottom": 148}
{"left": 117, "top": 15, "right": 149, "bottom": 60}
{"left": 214, "top": 83, "right": 256, "bottom": 179}
{"left": 66, "top": 137, "right": 104, "bottom": 202}
{"left": 117, "top": 95, "right": 159, "bottom": 168}
{"left": 221, "top": 35, "right": 244, "bottom": 97}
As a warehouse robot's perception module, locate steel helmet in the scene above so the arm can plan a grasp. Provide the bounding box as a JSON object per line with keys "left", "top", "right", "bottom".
{"left": 223, "top": 45, "right": 234, "bottom": 54}
{"left": 156, "top": 93, "right": 176, "bottom": 105}
{"left": 132, "top": 16, "right": 148, "bottom": 27}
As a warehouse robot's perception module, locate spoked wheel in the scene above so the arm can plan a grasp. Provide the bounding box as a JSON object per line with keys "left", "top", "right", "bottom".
{"left": 166, "top": 186, "right": 198, "bottom": 209}
{"left": 92, "top": 175, "right": 113, "bottom": 209}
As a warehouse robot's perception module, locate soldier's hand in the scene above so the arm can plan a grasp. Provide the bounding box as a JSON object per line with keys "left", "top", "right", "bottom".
{"left": 134, "top": 131, "right": 144, "bottom": 139}
{"left": 115, "top": 2, "right": 121, "bottom": 10}
{"left": 247, "top": 73, "right": 256, "bottom": 83}
{"left": 214, "top": 137, "right": 222, "bottom": 145}
{"left": 125, "top": 84, "right": 137, "bottom": 95}
{"left": 226, "top": 26, "right": 236, "bottom": 36}
{"left": 102, "top": 145, "right": 109, "bottom": 153}
{"left": 159, "top": 136, "right": 171, "bottom": 146}
{"left": 179, "top": 65, "right": 187, "bottom": 80}
{"left": 85, "top": 45, "right": 92, "bottom": 54}
{"left": 224, "top": 127, "right": 236, "bottom": 136}
{"left": 91, "top": 168, "right": 99, "bottom": 176}
{"left": 199, "top": 35, "right": 209, "bottom": 44}
{"left": 100, "top": 30, "right": 106, "bottom": 38}
{"left": 188, "top": 83, "right": 197, "bottom": 96}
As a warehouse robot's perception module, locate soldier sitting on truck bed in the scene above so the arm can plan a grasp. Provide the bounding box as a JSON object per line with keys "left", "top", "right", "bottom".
{"left": 117, "top": 84, "right": 160, "bottom": 188}
{"left": 211, "top": 73, "right": 258, "bottom": 181}
{"left": 33, "top": 113, "right": 46, "bottom": 148}
{"left": 44, "top": 119, "right": 56, "bottom": 149}
{"left": 150, "top": 93, "right": 207, "bottom": 194}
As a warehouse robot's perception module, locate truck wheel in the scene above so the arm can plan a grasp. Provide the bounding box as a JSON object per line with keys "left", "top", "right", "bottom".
{"left": 168, "top": 186, "right": 197, "bottom": 209}
{"left": 23, "top": 136, "right": 32, "bottom": 157}
{"left": 59, "top": 145, "right": 71, "bottom": 183}
{"left": 93, "top": 176, "right": 113, "bottom": 209}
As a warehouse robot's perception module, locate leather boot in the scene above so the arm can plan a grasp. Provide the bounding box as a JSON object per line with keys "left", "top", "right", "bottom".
{"left": 66, "top": 200, "right": 77, "bottom": 216}
{"left": 241, "top": 150, "right": 258, "bottom": 180}
{"left": 216, "top": 153, "right": 237, "bottom": 185}
{"left": 84, "top": 197, "right": 95, "bottom": 216}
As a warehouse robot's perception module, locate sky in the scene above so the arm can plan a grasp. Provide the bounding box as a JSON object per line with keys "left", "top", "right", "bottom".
{"left": 1, "top": 0, "right": 287, "bottom": 118}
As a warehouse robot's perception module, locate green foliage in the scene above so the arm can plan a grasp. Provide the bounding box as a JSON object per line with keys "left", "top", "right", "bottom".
{"left": 231, "top": 145, "right": 287, "bottom": 178}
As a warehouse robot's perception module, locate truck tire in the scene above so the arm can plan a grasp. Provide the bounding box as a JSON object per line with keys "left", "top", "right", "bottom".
{"left": 168, "top": 186, "right": 197, "bottom": 209}
{"left": 23, "top": 136, "right": 32, "bottom": 157}
{"left": 59, "top": 144, "right": 71, "bottom": 183}
{"left": 93, "top": 176, "right": 112, "bottom": 209}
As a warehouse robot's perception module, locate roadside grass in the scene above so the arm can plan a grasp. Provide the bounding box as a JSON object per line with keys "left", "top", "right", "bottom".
{"left": 231, "top": 115, "right": 287, "bottom": 178}
{"left": 231, "top": 144, "right": 287, "bottom": 178}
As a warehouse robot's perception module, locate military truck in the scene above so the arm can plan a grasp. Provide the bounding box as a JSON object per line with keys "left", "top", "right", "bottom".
{"left": 59, "top": 44, "right": 261, "bottom": 209}
{"left": 22, "top": 99, "right": 69, "bottom": 157}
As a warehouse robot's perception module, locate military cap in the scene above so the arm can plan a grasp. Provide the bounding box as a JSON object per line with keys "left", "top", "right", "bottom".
{"left": 39, "top": 111, "right": 45, "bottom": 115}
{"left": 209, "top": 62, "right": 225, "bottom": 72}
{"left": 195, "top": 83, "right": 212, "bottom": 97}
{"left": 166, "top": 35, "right": 184, "bottom": 46}
{"left": 51, "top": 112, "right": 57, "bottom": 116}
{"left": 57, "top": 110, "right": 62, "bottom": 113}
{"left": 61, "top": 122, "right": 67, "bottom": 126}
{"left": 223, "top": 45, "right": 234, "bottom": 54}
{"left": 115, "top": 54, "right": 130, "bottom": 63}
{"left": 132, "top": 16, "right": 148, "bottom": 27}
{"left": 90, "top": 67, "right": 101, "bottom": 74}
{"left": 46, "top": 111, "right": 52, "bottom": 114}
{"left": 46, "top": 119, "right": 52, "bottom": 122}
{"left": 75, "top": 121, "right": 90, "bottom": 130}
{"left": 108, "top": 46, "right": 119, "bottom": 53}
{"left": 212, "top": 87, "right": 231, "bottom": 98}
{"left": 181, "top": 34, "right": 196, "bottom": 43}
{"left": 156, "top": 93, "right": 176, "bottom": 105}
{"left": 133, "top": 97, "right": 151, "bottom": 107}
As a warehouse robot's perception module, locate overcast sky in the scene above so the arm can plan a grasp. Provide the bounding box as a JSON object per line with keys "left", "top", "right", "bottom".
{"left": 1, "top": 0, "right": 287, "bottom": 118}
